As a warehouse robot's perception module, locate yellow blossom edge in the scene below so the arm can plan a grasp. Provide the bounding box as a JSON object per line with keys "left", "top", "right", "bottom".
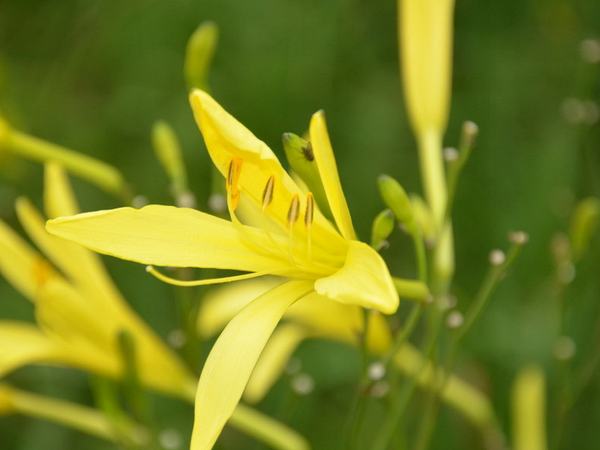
{"left": 191, "top": 280, "right": 313, "bottom": 450}
{"left": 229, "top": 403, "right": 310, "bottom": 450}
{"left": 309, "top": 111, "right": 356, "bottom": 240}
{"left": 46, "top": 205, "right": 288, "bottom": 273}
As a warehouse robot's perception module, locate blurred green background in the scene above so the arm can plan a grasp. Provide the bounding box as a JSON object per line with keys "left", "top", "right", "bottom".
{"left": 0, "top": 0, "right": 599, "bottom": 449}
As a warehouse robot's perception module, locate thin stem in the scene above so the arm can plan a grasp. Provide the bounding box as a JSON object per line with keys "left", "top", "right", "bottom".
{"left": 345, "top": 308, "right": 373, "bottom": 450}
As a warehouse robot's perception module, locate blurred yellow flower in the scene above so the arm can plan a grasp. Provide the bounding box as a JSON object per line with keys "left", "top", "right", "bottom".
{"left": 0, "top": 162, "right": 197, "bottom": 400}
{"left": 46, "top": 89, "right": 399, "bottom": 449}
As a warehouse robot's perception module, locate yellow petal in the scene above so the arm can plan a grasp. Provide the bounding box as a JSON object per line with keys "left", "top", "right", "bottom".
{"left": 191, "top": 280, "right": 313, "bottom": 450}
{"left": 309, "top": 111, "right": 356, "bottom": 240}
{"left": 244, "top": 323, "right": 309, "bottom": 404}
{"left": 198, "top": 277, "right": 283, "bottom": 339}
{"left": 314, "top": 240, "right": 399, "bottom": 314}
{"left": 229, "top": 404, "right": 310, "bottom": 450}
{"left": 0, "top": 217, "right": 46, "bottom": 301}
{"left": 189, "top": 90, "right": 340, "bottom": 241}
{"left": 0, "top": 322, "right": 63, "bottom": 377}
{"left": 44, "top": 162, "right": 79, "bottom": 219}
{"left": 46, "top": 205, "right": 289, "bottom": 273}
{"left": 17, "top": 197, "right": 121, "bottom": 311}
{"left": 400, "top": 0, "right": 454, "bottom": 135}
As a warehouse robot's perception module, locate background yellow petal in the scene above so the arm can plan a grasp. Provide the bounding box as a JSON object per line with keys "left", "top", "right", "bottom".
{"left": 191, "top": 280, "right": 313, "bottom": 450}
{"left": 47, "top": 205, "right": 288, "bottom": 273}
{"left": 44, "top": 162, "right": 79, "bottom": 219}
{"left": 0, "top": 218, "right": 46, "bottom": 301}
{"left": 309, "top": 111, "right": 356, "bottom": 240}
{"left": 244, "top": 323, "right": 309, "bottom": 404}
{"left": 17, "top": 197, "right": 124, "bottom": 311}
{"left": 198, "top": 277, "right": 283, "bottom": 339}
{"left": 314, "top": 241, "right": 398, "bottom": 314}
{"left": 0, "top": 322, "right": 64, "bottom": 377}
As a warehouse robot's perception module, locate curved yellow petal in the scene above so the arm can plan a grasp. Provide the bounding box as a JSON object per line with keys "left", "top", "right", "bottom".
{"left": 309, "top": 111, "right": 356, "bottom": 240}
{"left": 244, "top": 323, "right": 309, "bottom": 404}
{"left": 314, "top": 240, "right": 398, "bottom": 314}
{"left": 189, "top": 90, "right": 340, "bottom": 241}
{"left": 229, "top": 404, "right": 310, "bottom": 450}
{"left": 191, "top": 280, "right": 313, "bottom": 450}
{"left": 198, "top": 277, "right": 283, "bottom": 339}
{"left": 0, "top": 322, "right": 63, "bottom": 377}
{"left": 44, "top": 162, "right": 79, "bottom": 219}
{"left": 46, "top": 205, "right": 289, "bottom": 273}
{"left": 17, "top": 197, "right": 122, "bottom": 309}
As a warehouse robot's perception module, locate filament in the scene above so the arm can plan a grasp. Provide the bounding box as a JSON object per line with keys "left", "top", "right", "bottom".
{"left": 146, "top": 265, "right": 282, "bottom": 287}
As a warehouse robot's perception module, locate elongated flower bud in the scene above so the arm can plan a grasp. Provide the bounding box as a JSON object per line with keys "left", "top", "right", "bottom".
{"left": 378, "top": 174, "right": 417, "bottom": 235}
{"left": 185, "top": 21, "right": 219, "bottom": 91}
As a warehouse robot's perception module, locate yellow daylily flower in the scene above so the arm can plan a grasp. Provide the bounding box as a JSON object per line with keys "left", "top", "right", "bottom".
{"left": 0, "top": 162, "right": 197, "bottom": 400}
{"left": 46, "top": 89, "right": 399, "bottom": 449}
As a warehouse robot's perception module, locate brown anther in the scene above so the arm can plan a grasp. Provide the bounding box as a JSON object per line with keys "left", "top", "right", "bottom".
{"left": 304, "top": 193, "right": 314, "bottom": 228}
{"left": 227, "top": 158, "right": 243, "bottom": 210}
{"left": 287, "top": 194, "right": 300, "bottom": 229}
{"left": 302, "top": 142, "right": 314, "bottom": 162}
{"left": 262, "top": 176, "right": 275, "bottom": 211}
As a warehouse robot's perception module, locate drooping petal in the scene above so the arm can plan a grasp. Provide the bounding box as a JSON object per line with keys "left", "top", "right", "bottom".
{"left": 228, "top": 404, "right": 310, "bottom": 450}
{"left": 314, "top": 240, "right": 399, "bottom": 314}
{"left": 46, "top": 205, "right": 291, "bottom": 273}
{"left": 198, "top": 277, "right": 283, "bottom": 339}
{"left": 244, "top": 323, "right": 309, "bottom": 404}
{"left": 309, "top": 111, "right": 356, "bottom": 240}
{"left": 190, "top": 279, "right": 313, "bottom": 450}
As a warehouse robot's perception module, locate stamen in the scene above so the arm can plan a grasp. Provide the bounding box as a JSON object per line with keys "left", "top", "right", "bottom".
{"left": 146, "top": 265, "right": 284, "bottom": 287}
{"left": 227, "top": 158, "right": 243, "bottom": 210}
{"left": 305, "top": 193, "right": 314, "bottom": 263}
{"left": 287, "top": 194, "right": 301, "bottom": 268}
{"left": 260, "top": 175, "right": 286, "bottom": 253}
{"left": 287, "top": 194, "right": 300, "bottom": 229}
{"left": 262, "top": 175, "right": 275, "bottom": 211}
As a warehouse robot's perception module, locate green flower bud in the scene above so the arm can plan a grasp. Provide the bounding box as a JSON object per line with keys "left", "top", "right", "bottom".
{"left": 152, "top": 120, "right": 190, "bottom": 204}
{"left": 569, "top": 196, "right": 600, "bottom": 262}
{"left": 378, "top": 174, "right": 417, "bottom": 235}
{"left": 371, "top": 209, "right": 395, "bottom": 251}
{"left": 184, "top": 21, "right": 219, "bottom": 91}
{"left": 282, "top": 132, "right": 333, "bottom": 221}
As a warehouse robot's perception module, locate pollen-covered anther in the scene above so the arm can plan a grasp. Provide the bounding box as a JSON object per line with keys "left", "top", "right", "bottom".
{"left": 305, "top": 193, "right": 315, "bottom": 262}
{"left": 262, "top": 175, "right": 275, "bottom": 211}
{"left": 304, "top": 193, "right": 314, "bottom": 228}
{"left": 226, "top": 158, "right": 243, "bottom": 210}
{"left": 287, "top": 194, "right": 300, "bottom": 229}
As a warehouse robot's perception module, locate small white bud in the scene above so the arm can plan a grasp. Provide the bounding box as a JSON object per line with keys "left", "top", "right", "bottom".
{"left": 580, "top": 39, "right": 600, "bottom": 64}
{"left": 291, "top": 373, "right": 314, "bottom": 396}
{"left": 554, "top": 336, "right": 576, "bottom": 361}
{"left": 489, "top": 249, "right": 505, "bottom": 266}
{"left": 368, "top": 362, "right": 386, "bottom": 381}
{"left": 443, "top": 147, "right": 459, "bottom": 162}
{"left": 208, "top": 193, "right": 227, "bottom": 213}
{"left": 446, "top": 311, "right": 464, "bottom": 329}
{"left": 167, "top": 329, "right": 186, "bottom": 348}
{"left": 159, "top": 429, "right": 183, "bottom": 450}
